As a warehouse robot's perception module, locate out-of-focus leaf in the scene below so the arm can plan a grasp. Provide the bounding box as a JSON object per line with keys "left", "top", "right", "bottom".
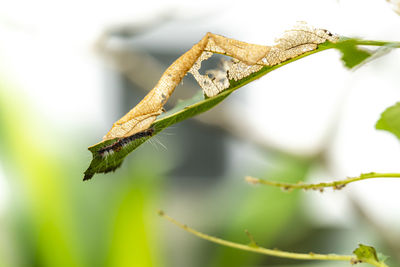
{"left": 105, "top": 163, "right": 162, "bottom": 267}
{"left": 387, "top": 0, "right": 400, "bottom": 15}
{"left": 0, "top": 84, "right": 85, "bottom": 267}
{"left": 376, "top": 102, "right": 400, "bottom": 139}
{"left": 0, "top": 79, "right": 165, "bottom": 267}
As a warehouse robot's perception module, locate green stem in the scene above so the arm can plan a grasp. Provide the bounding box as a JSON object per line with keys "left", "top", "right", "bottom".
{"left": 245, "top": 172, "right": 400, "bottom": 191}
{"left": 158, "top": 210, "right": 388, "bottom": 266}
{"left": 158, "top": 211, "right": 388, "bottom": 265}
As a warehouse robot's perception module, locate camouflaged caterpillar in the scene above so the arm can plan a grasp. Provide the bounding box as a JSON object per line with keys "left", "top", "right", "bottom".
{"left": 98, "top": 128, "right": 154, "bottom": 157}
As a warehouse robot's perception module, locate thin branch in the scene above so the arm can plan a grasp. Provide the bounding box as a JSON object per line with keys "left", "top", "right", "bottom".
{"left": 245, "top": 172, "right": 400, "bottom": 191}
{"left": 158, "top": 211, "right": 381, "bottom": 265}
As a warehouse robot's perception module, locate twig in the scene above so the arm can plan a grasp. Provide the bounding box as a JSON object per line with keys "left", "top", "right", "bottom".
{"left": 157, "top": 210, "right": 390, "bottom": 266}
{"left": 245, "top": 172, "right": 400, "bottom": 191}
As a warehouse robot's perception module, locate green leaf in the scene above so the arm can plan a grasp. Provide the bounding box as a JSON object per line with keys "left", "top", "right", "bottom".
{"left": 353, "top": 244, "right": 379, "bottom": 262}
{"left": 84, "top": 37, "right": 400, "bottom": 180}
{"left": 376, "top": 102, "right": 400, "bottom": 139}
{"left": 335, "top": 38, "right": 397, "bottom": 69}
{"left": 84, "top": 42, "right": 335, "bottom": 180}
{"left": 335, "top": 38, "right": 372, "bottom": 69}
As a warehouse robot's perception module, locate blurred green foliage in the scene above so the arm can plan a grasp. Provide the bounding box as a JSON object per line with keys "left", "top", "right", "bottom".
{"left": 0, "top": 76, "right": 330, "bottom": 267}
{"left": 0, "top": 80, "right": 164, "bottom": 267}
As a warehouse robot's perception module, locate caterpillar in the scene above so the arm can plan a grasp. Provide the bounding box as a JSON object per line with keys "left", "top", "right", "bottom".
{"left": 98, "top": 128, "right": 154, "bottom": 157}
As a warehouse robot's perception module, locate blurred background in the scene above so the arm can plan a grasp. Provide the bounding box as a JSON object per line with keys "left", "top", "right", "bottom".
{"left": 1, "top": 0, "right": 400, "bottom": 266}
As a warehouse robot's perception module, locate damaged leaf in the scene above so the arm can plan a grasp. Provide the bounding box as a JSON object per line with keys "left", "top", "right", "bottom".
{"left": 84, "top": 23, "right": 400, "bottom": 180}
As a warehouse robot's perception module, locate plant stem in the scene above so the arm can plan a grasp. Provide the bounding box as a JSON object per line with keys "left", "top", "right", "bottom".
{"left": 245, "top": 172, "right": 400, "bottom": 191}
{"left": 158, "top": 210, "right": 389, "bottom": 266}
{"left": 158, "top": 211, "right": 362, "bottom": 263}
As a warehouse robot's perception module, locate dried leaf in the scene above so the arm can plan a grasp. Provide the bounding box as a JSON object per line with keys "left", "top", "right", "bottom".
{"left": 191, "top": 22, "right": 338, "bottom": 97}
{"left": 387, "top": 0, "right": 400, "bottom": 15}
{"left": 102, "top": 23, "right": 338, "bottom": 141}
{"left": 87, "top": 23, "right": 400, "bottom": 180}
